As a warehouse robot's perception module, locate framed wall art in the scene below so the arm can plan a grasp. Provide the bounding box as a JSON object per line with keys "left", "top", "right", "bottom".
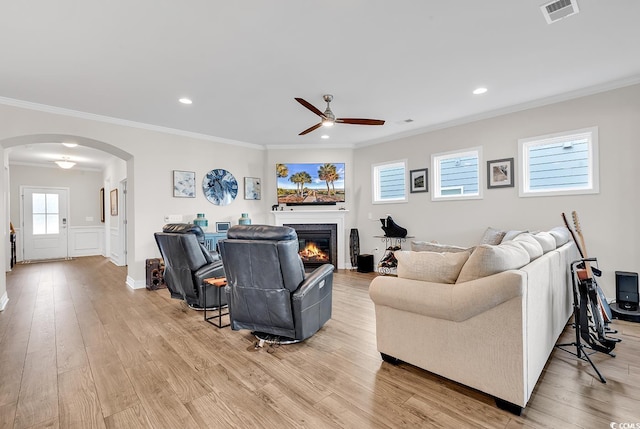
{"left": 100, "top": 187, "right": 105, "bottom": 222}
{"left": 110, "top": 189, "right": 118, "bottom": 216}
{"left": 216, "top": 222, "right": 231, "bottom": 233}
{"left": 410, "top": 168, "right": 429, "bottom": 193}
{"left": 173, "top": 170, "right": 196, "bottom": 198}
{"left": 487, "top": 158, "right": 514, "bottom": 188}
{"left": 244, "top": 177, "right": 261, "bottom": 200}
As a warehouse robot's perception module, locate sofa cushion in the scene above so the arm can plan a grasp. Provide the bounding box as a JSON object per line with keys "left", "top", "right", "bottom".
{"left": 532, "top": 231, "right": 556, "bottom": 253}
{"left": 549, "top": 226, "right": 571, "bottom": 248}
{"left": 456, "top": 242, "right": 530, "bottom": 283}
{"left": 395, "top": 250, "right": 470, "bottom": 284}
{"left": 502, "top": 230, "right": 526, "bottom": 242}
{"left": 479, "top": 227, "right": 506, "bottom": 245}
{"left": 411, "top": 241, "right": 470, "bottom": 253}
{"left": 512, "top": 233, "right": 544, "bottom": 260}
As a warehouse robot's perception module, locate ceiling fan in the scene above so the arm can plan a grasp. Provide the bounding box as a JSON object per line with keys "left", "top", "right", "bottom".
{"left": 295, "top": 94, "right": 385, "bottom": 135}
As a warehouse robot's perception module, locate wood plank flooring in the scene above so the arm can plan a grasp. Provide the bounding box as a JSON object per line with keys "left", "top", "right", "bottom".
{"left": 1, "top": 256, "right": 639, "bottom": 428}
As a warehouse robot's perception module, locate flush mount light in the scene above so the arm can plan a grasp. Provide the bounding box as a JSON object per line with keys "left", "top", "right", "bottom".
{"left": 321, "top": 135, "right": 330, "bottom": 139}
{"left": 179, "top": 98, "right": 193, "bottom": 105}
{"left": 62, "top": 142, "right": 78, "bottom": 148}
{"left": 55, "top": 157, "right": 76, "bottom": 169}
{"left": 473, "top": 87, "right": 488, "bottom": 95}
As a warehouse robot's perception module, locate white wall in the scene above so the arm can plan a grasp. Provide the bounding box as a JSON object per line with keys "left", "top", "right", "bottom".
{"left": 353, "top": 84, "right": 640, "bottom": 299}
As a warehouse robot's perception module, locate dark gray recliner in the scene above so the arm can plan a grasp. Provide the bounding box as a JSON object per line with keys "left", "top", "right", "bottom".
{"left": 219, "top": 225, "right": 334, "bottom": 342}
{"left": 154, "top": 223, "right": 226, "bottom": 309}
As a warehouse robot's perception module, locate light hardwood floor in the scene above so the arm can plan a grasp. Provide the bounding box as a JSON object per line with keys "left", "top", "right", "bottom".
{"left": 1, "top": 256, "right": 639, "bottom": 428}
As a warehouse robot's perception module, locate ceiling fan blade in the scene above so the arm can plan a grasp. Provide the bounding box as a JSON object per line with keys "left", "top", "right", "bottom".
{"left": 299, "top": 122, "right": 323, "bottom": 135}
{"left": 336, "top": 118, "right": 385, "bottom": 126}
{"left": 295, "top": 98, "right": 325, "bottom": 118}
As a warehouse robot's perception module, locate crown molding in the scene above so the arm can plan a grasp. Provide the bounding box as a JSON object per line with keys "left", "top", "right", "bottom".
{"left": 0, "top": 96, "right": 264, "bottom": 151}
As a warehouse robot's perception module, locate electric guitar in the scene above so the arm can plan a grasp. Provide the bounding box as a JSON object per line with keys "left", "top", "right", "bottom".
{"left": 570, "top": 211, "right": 613, "bottom": 323}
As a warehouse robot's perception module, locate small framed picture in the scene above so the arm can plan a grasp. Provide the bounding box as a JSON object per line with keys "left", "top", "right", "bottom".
{"left": 216, "top": 222, "right": 231, "bottom": 233}
{"left": 244, "top": 177, "right": 261, "bottom": 200}
{"left": 110, "top": 189, "right": 118, "bottom": 216}
{"left": 487, "top": 158, "right": 514, "bottom": 188}
{"left": 99, "top": 187, "right": 105, "bottom": 222}
{"left": 410, "top": 168, "right": 428, "bottom": 193}
{"left": 173, "top": 170, "right": 196, "bottom": 198}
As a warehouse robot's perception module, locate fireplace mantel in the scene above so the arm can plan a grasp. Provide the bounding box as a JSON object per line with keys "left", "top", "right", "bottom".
{"left": 272, "top": 209, "right": 349, "bottom": 269}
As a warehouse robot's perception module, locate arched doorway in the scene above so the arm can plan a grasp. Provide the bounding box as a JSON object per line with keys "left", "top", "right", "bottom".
{"left": 1, "top": 134, "right": 134, "bottom": 297}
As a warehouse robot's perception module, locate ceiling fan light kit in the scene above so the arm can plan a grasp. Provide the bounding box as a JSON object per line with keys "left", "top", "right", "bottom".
{"left": 295, "top": 94, "right": 385, "bottom": 135}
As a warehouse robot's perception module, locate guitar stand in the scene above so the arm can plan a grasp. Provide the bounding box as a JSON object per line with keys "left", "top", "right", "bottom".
{"left": 555, "top": 258, "right": 619, "bottom": 383}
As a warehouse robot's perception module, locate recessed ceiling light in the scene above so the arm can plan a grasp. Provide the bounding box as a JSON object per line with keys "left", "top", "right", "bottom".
{"left": 321, "top": 135, "right": 330, "bottom": 139}
{"left": 62, "top": 142, "right": 78, "bottom": 148}
{"left": 179, "top": 98, "right": 193, "bottom": 105}
{"left": 473, "top": 87, "right": 488, "bottom": 95}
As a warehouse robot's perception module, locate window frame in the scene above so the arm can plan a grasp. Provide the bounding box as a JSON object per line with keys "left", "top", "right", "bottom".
{"left": 431, "top": 146, "right": 483, "bottom": 201}
{"left": 518, "top": 126, "right": 599, "bottom": 197}
{"left": 371, "top": 159, "right": 408, "bottom": 204}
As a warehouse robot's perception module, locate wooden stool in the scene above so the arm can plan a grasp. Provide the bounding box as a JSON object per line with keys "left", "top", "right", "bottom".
{"left": 203, "top": 277, "right": 230, "bottom": 328}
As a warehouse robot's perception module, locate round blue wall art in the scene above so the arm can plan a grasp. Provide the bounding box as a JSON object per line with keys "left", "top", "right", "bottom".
{"left": 203, "top": 169, "right": 238, "bottom": 205}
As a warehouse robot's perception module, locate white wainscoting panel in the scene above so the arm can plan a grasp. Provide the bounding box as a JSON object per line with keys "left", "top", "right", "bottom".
{"left": 70, "top": 226, "right": 105, "bottom": 257}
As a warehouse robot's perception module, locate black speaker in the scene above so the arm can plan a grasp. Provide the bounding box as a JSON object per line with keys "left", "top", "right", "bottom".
{"left": 616, "top": 271, "right": 639, "bottom": 311}
{"left": 146, "top": 258, "right": 166, "bottom": 290}
{"left": 357, "top": 254, "right": 374, "bottom": 273}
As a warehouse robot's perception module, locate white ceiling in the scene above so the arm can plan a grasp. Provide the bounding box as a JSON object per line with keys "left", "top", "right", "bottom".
{"left": 2, "top": 1, "right": 640, "bottom": 168}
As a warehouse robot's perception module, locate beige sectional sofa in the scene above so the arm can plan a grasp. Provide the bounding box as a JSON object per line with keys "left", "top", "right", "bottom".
{"left": 368, "top": 227, "right": 578, "bottom": 413}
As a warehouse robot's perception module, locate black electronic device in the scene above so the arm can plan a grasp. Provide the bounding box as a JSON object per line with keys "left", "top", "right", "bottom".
{"left": 357, "top": 254, "right": 374, "bottom": 273}
{"left": 616, "top": 271, "right": 639, "bottom": 311}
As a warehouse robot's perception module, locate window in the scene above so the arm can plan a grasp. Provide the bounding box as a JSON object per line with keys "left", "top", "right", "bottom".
{"left": 32, "top": 193, "right": 59, "bottom": 235}
{"left": 519, "top": 127, "right": 599, "bottom": 197}
{"left": 432, "top": 147, "right": 482, "bottom": 201}
{"left": 372, "top": 160, "right": 407, "bottom": 204}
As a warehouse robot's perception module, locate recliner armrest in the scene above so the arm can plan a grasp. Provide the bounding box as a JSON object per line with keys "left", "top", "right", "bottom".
{"left": 194, "top": 261, "right": 225, "bottom": 293}
{"left": 292, "top": 264, "right": 334, "bottom": 301}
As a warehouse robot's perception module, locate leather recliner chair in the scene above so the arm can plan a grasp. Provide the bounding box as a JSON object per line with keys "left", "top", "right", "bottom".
{"left": 154, "top": 223, "right": 226, "bottom": 309}
{"left": 219, "top": 225, "right": 334, "bottom": 342}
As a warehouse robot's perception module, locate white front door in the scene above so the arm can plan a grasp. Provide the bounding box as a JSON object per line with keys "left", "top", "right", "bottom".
{"left": 22, "top": 187, "right": 69, "bottom": 261}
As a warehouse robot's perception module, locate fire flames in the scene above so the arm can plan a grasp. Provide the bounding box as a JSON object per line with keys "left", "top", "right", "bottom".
{"left": 299, "top": 242, "right": 329, "bottom": 262}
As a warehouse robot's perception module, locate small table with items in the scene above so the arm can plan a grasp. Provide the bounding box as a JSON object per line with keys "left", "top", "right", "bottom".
{"left": 203, "top": 277, "right": 230, "bottom": 328}
{"left": 374, "top": 235, "right": 413, "bottom": 275}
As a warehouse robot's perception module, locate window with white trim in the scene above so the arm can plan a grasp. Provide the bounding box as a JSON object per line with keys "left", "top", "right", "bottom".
{"left": 372, "top": 160, "right": 407, "bottom": 204}
{"left": 432, "top": 147, "right": 482, "bottom": 201}
{"left": 519, "top": 127, "right": 599, "bottom": 197}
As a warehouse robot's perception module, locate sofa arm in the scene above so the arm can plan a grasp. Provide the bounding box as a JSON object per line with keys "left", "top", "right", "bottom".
{"left": 369, "top": 270, "right": 525, "bottom": 322}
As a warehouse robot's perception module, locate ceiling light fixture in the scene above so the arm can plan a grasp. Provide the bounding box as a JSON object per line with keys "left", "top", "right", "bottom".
{"left": 62, "top": 142, "right": 78, "bottom": 148}
{"left": 55, "top": 157, "right": 76, "bottom": 169}
{"left": 179, "top": 98, "right": 193, "bottom": 105}
{"left": 321, "top": 135, "right": 330, "bottom": 139}
{"left": 473, "top": 87, "right": 488, "bottom": 95}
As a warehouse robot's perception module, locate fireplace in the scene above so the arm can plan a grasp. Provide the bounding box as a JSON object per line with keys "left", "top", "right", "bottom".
{"left": 285, "top": 223, "right": 337, "bottom": 269}
{"left": 273, "top": 209, "right": 348, "bottom": 269}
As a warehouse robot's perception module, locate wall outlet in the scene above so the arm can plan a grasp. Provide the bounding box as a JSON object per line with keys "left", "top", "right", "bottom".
{"left": 164, "top": 214, "right": 183, "bottom": 222}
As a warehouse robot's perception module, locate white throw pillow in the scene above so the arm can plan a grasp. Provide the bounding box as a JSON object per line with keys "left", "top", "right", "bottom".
{"left": 512, "top": 233, "right": 544, "bottom": 260}
{"left": 532, "top": 231, "right": 556, "bottom": 253}
{"left": 549, "top": 226, "right": 571, "bottom": 248}
{"left": 456, "top": 242, "right": 530, "bottom": 283}
{"left": 395, "top": 250, "right": 470, "bottom": 284}
{"left": 410, "top": 241, "right": 469, "bottom": 253}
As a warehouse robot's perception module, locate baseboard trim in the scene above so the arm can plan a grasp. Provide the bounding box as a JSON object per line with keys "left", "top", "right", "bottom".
{"left": 126, "top": 275, "right": 146, "bottom": 290}
{"left": 0, "top": 292, "right": 9, "bottom": 311}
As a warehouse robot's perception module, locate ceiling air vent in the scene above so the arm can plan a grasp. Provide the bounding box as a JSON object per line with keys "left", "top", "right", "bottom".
{"left": 540, "top": 0, "right": 579, "bottom": 24}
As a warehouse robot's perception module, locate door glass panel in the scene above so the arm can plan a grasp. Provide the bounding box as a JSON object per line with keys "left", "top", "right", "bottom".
{"left": 32, "top": 192, "right": 60, "bottom": 235}
{"left": 33, "top": 214, "right": 46, "bottom": 235}
{"left": 47, "top": 215, "right": 59, "bottom": 234}
{"left": 33, "top": 193, "right": 46, "bottom": 213}
{"left": 46, "top": 194, "right": 59, "bottom": 213}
